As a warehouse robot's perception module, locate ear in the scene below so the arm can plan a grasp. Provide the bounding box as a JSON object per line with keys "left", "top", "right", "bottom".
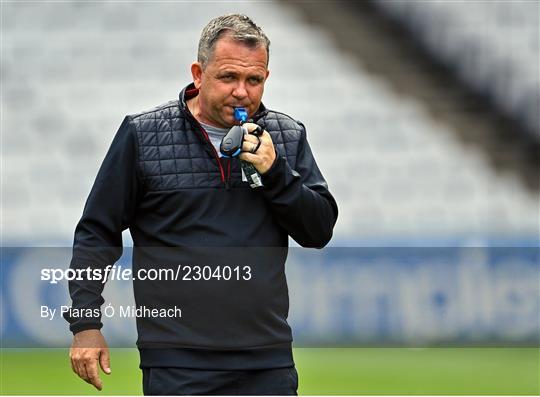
{"left": 191, "top": 62, "right": 203, "bottom": 89}
{"left": 264, "top": 69, "right": 270, "bottom": 82}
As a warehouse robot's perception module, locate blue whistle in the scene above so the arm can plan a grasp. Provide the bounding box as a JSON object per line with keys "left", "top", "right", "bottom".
{"left": 234, "top": 107, "right": 248, "bottom": 123}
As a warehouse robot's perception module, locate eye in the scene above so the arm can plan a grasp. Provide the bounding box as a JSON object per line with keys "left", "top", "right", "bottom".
{"left": 220, "top": 75, "right": 235, "bottom": 81}
{"left": 248, "top": 77, "right": 263, "bottom": 84}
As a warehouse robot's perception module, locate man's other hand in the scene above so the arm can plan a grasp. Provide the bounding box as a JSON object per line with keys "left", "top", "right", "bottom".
{"left": 239, "top": 123, "right": 276, "bottom": 174}
{"left": 69, "top": 329, "right": 111, "bottom": 391}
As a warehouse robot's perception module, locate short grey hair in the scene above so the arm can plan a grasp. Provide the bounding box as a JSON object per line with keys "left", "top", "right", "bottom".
{"left": 197, "top": 14, "right": 270, "bottom": 69}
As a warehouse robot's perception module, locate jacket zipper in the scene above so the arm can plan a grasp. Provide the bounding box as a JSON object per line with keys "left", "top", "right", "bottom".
{"left": 226, "top": 159, "right": 231, "bottom": 190}
{"left": 199, "top": 124, "right": 226, "bottom": 184}
{"left": 186, "top": 112, "right": 226, "bottom": 186}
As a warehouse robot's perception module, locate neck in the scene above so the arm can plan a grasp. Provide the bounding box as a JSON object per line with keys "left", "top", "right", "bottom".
{"left": 186, "top": 97, "right": 201, "bottom": 121}
{"left": 187, "top": 97, "right": 224, "bottom": 128}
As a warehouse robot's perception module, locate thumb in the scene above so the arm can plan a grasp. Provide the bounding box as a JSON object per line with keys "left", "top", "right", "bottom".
{"left": 99, "top": 349, "right": 111, "bottom": 375}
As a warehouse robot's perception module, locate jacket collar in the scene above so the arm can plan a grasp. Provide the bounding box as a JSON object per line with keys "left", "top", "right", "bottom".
{"left": 178, "top": 83, "right": 268, "bottom": 122}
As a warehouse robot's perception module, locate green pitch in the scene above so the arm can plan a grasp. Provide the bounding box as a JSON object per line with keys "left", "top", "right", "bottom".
{"left": 1, "top": 348, "right": 538, "bottom": 395}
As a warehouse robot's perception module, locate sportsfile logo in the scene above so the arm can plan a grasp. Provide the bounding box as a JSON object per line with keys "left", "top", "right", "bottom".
{"left": 40, "top": 265, "right": 252, "bottom": 284}
{"left": 40, "top": 265, "right": 131, "bottom": 284}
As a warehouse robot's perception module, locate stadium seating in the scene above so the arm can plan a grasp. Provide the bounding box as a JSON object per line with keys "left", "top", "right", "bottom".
{"left": 372, "top": 0, "right": 540, "bottom": 141}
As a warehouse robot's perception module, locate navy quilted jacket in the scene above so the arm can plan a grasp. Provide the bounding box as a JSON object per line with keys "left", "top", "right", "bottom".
{"left": 66, "top": 83, "right": 338, "bottom": 368}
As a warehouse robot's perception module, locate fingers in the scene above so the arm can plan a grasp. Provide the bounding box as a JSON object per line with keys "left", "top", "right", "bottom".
{"left": 242, "top": 133, "right": 259, "bottom": 145}
{"left": 243, "top": 130, "right": 271, "bottom": 144}
{"left": 241, "top": 131, "right": 273, "bottom": 157}
{"left": 85, "top": 359, "right": 103, "bottom": 390}
{"left": 70, "top": 352, "right": 77, "bottom": 374}
{"left": 75, "top": 357, "right": 90, "bottom": 383}
{"left": 70, "top": 348, "right": 88, "bottom": 382}
{"left": 242, "top": 122, "right": 261, "bottom": 135}
{"left": 99, "top": 349, "right": 112, "bottom": 375}
{"left": 238, "top": 151, "right": 259, "bottom": 164}
{"left": 241, "top": 138, "right": 260, "bottom": 154}
{"left": 70, "top": 331, "right": 110, "bottom": 390}
{"left": 250, "top": 125, "right": 263, "bottom": 136}
{"left": 243, "top": 131, "right": 273, "bottom": 154}
{"left": 239, "top": 130, "right": 275, "bottom": 170}
{"left": 70, "top": 348, "right": 105, "bottom": 390}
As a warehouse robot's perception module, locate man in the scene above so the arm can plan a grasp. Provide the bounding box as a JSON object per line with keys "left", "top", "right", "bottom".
{"left": 66, "top": 14, "right": 338, "bottom": 395}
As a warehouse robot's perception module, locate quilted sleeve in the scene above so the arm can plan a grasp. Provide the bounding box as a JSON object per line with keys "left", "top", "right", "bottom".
{"left": 260, "top": 123, "right": 338, "bottom": 248}
{"left": 64, "top": 116, "right": 141, "bottom": 334}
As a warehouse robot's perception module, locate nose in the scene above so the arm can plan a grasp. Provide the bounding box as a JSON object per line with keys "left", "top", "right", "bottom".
{"left": 232, "top": 82, "right": 248, "bottom": 99}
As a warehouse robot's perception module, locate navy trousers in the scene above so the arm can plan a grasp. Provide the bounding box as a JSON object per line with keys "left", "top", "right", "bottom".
{"left": 142, "top": 366, "right": 298, "bottom": 395}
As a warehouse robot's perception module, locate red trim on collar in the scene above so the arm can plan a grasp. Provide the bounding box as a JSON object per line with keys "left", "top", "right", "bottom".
{"left": 185, "top": 87, "right": 199, "bottom": 99}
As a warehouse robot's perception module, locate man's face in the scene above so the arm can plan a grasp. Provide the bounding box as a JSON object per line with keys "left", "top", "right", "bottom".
{"left": 191, "top": 36, "right": 270, "bottom": 128}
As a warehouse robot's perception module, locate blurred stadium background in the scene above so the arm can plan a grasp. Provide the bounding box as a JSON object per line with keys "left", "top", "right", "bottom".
{"left": 1, "top": 0, "right": 539, "bottom": 394}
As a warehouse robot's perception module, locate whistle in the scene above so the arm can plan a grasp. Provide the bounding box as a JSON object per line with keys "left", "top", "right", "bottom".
{"left": 219, "top": 107, "right": 264, "bottom": 188}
